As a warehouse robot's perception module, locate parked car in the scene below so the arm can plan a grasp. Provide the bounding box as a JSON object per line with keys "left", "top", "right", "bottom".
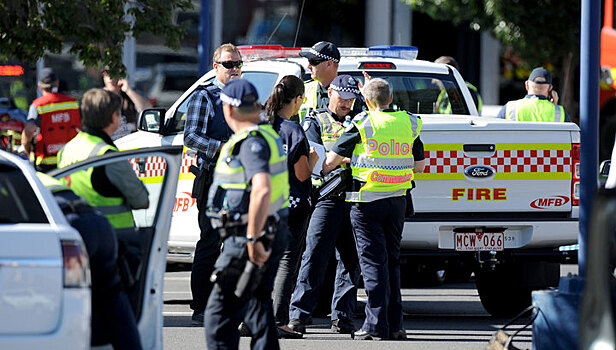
{"left": 146, "top": 63, "right": 199, "bottom": 109}
{"left": 0, "top": 146, "right": 181, "bottom": 349}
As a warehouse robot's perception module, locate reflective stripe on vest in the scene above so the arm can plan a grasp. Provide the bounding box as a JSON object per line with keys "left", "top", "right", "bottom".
{"left": 314, "top": 110, "right": 345, "bottom": 151}
{"left": 57, "top": 132, "right": 135, "bottom": 229}
{"left": 347, "top": 110, "right": 422, "bottom": 202}
{"left": 505, "top": 98, "right": 565, "bottom": 122}
{"left": 212, "top": 124, "right": 290, "bottom": 216}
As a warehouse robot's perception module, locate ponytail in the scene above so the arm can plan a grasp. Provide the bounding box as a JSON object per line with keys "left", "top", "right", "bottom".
{"left": 264, "top": 75, "right": 305, "bottom": 124}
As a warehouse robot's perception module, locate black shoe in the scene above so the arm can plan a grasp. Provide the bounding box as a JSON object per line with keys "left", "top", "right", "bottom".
{"left": 389, "top": 329, "right": 407, "bottom": 340}
{"left": 238, "top": 322, "right": 252, "bottom": 337}
{"left": 277, "top": 325, "right": 304, "bottom": 339}
{"left": 331, "top": 318, "right": 355, "bottom": 334}
{"left": 191, "top": 311, "right": 204, "bottom": 327}
{"left": 351, "top": 329, "right": 382, "bottom": 341}
{"left": 288, "top": 318, "right": 306, "bottom": 334}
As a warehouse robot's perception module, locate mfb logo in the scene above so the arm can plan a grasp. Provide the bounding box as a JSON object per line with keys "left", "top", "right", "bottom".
{"left": 174, "top": 191, "right": 196, "bottom": 213}
{"left": 464, "top": 165, "right": 494, "bottom": 179}
{"left": 530, "top": 195, "right": 569, "bottom": 209}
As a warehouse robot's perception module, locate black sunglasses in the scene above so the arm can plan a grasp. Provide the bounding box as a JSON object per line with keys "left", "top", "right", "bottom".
{"left": 308, "top": 58, "right": 327, "bottom": 66}
{"left": 217, "top": 60, "right": 243, "bottom": 69}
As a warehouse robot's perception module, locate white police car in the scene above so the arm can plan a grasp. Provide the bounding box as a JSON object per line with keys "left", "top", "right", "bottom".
{"left": 0, "top": 146, "right": 181, "bottom": 349}
{"left": 115, "top": 45, "right": 477, "bottom": 264}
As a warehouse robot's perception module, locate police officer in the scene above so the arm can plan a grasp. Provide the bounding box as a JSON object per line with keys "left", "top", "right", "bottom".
{"left": 287, "top": 75, "right": 361, "bottom": 335}
{"left": 298, "top": 41, "right": 363, "bottom": 122}
{"left": 497, "top": 67, "right": 571, "bottom": 122}
{"left": 204, "top": 79, "right": 290, "bottom": 350}
{"left": 37, "top": 172, "right": 143, "bottom": 350}
{"left": 323, "top": 78, "right": 425, "bottom": 340}
{"left": 57, "top": 88, "right": 149, "bottom": 229}
{"left": 184, "top": 43, "right": 240, "bottom": 326}
{"left": 22, "top": 68, "right": 81, "bottom": 172}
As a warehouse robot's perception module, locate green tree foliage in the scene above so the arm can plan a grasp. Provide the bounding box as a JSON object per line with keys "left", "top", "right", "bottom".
{"left": 0, "top": 0, "right": 193, "bottom": 77}
{"left": 405, "top": 0, "right": 580, "bottom": 69}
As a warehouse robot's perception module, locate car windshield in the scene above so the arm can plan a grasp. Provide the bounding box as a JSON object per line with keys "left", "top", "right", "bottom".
{"left": 342, "top": 71, "right": 470, "bottom": 115}
{"left": 168, "top": 71, "right": 279, "bottom": 134}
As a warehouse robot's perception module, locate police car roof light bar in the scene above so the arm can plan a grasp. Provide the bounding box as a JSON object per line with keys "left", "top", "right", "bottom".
{"left": 237, "top": 45, "right": 301, "bottom": 61}
{"left": 368, "top": 46, "right": 418, "bottom": 60}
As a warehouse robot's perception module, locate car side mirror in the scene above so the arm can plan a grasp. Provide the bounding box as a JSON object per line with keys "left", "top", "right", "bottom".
{"left": 138, "top": 108, "right": 166, "bottom": 134}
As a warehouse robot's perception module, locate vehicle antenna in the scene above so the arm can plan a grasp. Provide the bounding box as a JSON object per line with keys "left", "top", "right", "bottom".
{"left": 293, "top": 0, "right": 306, "bottom": 47}
{"left": 266, "top": 13, "right": 288, "bottom": 45}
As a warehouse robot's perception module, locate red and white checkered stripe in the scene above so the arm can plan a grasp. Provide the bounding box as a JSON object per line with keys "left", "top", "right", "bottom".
{"left": 129, "top": 151, "right": 198, "bottom": 178}
{"left": 129, "top": 156, "right": 167, "bottom": 178}
{"left": 424, "top": 150, "right": 572, "bottom": 174}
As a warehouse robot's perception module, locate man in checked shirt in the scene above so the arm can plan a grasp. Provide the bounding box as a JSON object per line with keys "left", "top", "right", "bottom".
{"left": 184, "top": 43, "right": 243, "bottom": 326}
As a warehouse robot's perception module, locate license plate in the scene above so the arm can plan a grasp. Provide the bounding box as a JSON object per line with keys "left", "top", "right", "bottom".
{"left": 455, "top": 232, "right": 504, "bottom": 251}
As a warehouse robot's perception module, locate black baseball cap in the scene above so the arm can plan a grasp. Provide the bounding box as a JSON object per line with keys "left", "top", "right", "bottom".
{"left": 39, "top": 67, "right": 58, "bottom": 84}
{"left": 220, "top": 79, "right": 259, "bottom": 108}
{"left": 330, "top": 74, "right": 361, "bottom": 100}
{"left": 528, "top": 67, "right": 552, "bottom": 85}
{"left": 300, "top": 41, "right": 340, "bottom": 63}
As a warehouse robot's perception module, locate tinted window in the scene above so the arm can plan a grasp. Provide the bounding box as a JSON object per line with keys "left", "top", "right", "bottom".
{"left": 0, "top": 164, "right": 47, "bottom": 223}
{"left": 169, "top": 72, "right": 280, "bottom": 134}
{"left": 163, "top": 76, "right": 198, "bottom": 91}
{"left": 342, "top": 71, "right": 470, "bottom": 115}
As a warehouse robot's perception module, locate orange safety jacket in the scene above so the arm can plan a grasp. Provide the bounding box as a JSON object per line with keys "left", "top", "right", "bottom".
{"left": 31, "top": 93, "right": 81, "bottom": 166}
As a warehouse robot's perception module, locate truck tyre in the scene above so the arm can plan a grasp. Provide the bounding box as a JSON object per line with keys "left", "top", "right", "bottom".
{"left": 475, "top": 264, "right": 531, "bottom": 317}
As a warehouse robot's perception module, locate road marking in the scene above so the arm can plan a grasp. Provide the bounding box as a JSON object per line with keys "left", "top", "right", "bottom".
{"left": 163, "top": 311, "right": 193, "bottom": 316}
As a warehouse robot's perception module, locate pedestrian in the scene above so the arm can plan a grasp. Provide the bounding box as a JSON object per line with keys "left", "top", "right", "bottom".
{"left": 287, "top": 74, "right": 362, "bottom": 335}
{"left": 322, "top": 78, "right": 425, "bottom": 340}
{"left": 264, "top": 75, "right": 320, "bottom": 338}
{"left": 21, "top": 67, "right": 81, "bottom": 172}
{"left": 298, "top": 41, "right": 363, "bottom": 122}
{"left": 204, "top": 79, "right": 290, "bottom": 350}
{"left": 37, "top": 172, "right": 143, "bottom": 350}
{"left": 434, "top": 56, "right": 483, "bottom": 114}
{"left": 57, "top": 88, "right": 149, "bottom": 229}
{"left": 102, "top": 68, "right": 153, "bottom": 140}
{"left": 184, "top": 43, "right": 241, "bottom": 326}
{"left": 497, "top": 67, "right": 571, "bottom": 122}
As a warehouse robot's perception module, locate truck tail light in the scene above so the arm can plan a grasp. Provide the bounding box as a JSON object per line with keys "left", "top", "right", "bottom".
{"left": 571, "top": 143, "right": 580, "bottom": 206}
{"left": 61, "top": 240, "right": 90, "bottom": 288}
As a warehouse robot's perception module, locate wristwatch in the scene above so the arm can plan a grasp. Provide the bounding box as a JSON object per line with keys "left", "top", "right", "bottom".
{"left": 246, "top": 236, "right": 258, "bottom": 244}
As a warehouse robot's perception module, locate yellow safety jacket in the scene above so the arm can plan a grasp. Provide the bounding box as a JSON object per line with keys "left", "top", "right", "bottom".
{"left": 347, "top": 110, "right": 422, "bottom": 202}
{"left": 298, "top": 80, "right": 321, "bottom": 123}
{"left": 311, "top": 110, "right": 345, "bottom": 151}
{"left": 57, "top": 132, "right": 135, "bottom": 229}
{"left": 505, "top": 97, "right": 565, "bottom": 122}
{"left": 211, "top": 124, "right": 289, "bottom": 216}
{"left": 36, "top": 172, "right": 70, "bottom": 193}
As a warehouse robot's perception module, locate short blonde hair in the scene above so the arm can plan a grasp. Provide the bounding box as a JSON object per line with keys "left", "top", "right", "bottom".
{"left": 213, "top": 43, "right": 241, "bottom": 63}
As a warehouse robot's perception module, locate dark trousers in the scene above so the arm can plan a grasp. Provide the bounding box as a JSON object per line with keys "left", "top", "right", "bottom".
{"left": 289, "top": 198, "right": 360, "bottom": 322}
{"left": 272, "top": 200, "right": 311, "bottom": 325}
{"left": 205, "top": 219, "right": 290, "bottom": 350}
{"left": 350, "top": 196, "right": 406, "bottom": 338}
{"left": 190, "top": 164, "right": 221, "bottom": 313}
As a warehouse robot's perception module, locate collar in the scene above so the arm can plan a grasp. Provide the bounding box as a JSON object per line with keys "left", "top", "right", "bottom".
{"left": 525, "top": 94, "right": 549, "bottom": 100}
{"left": 324, "top": 106, "right": 344, "bottom": 122}
{"left": 83, "top": 127, "right": 116, "bottom": 147}
{"left": 213, "top": 79, "right": 224, "bottom": 89}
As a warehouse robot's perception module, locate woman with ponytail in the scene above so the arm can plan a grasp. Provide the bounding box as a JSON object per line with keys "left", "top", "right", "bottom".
{"left": 266, "top": 75, "right": 319, "bottom": 338}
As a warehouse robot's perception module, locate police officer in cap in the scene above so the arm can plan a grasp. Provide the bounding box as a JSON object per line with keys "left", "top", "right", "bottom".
{"left": 288, "top": 74, "right": 362, "bottom": 335}
{"left": 204, "top": 79, "right": 290, "bottom": 350}
{"left": 323, "top": 78, "right": 425, "bottom": 340}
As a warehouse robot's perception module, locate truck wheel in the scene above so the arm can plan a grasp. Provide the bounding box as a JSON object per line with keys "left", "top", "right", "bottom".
{"left": 475, "top": 264, "right": 531, "bottom": 317}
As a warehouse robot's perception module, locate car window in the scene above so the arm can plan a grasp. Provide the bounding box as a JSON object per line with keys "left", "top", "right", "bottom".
{"left": 163, "top": 75, "right": 198, "bottom": 91}
{"left": 169, "top": 71, "right": 280, "bottom": 134}
{"left": 0, "top": 163, "right": 47, "bottom": 223}
{"left": 342, "top": 71, "right": 470, "bottom": 115}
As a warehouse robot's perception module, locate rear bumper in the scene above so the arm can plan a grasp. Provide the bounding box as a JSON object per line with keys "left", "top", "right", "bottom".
{"left": 0, "top": 290, "right": 90, "bottom": 350}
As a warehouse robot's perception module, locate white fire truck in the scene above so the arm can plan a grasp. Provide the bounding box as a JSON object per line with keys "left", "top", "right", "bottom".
{"left": 116, "top": 45, "right": 580, "bottom": 317}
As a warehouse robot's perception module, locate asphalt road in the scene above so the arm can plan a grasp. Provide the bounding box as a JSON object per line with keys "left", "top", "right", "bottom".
{"left": 162, "top": 265, "right": 578, "bottom": 349}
